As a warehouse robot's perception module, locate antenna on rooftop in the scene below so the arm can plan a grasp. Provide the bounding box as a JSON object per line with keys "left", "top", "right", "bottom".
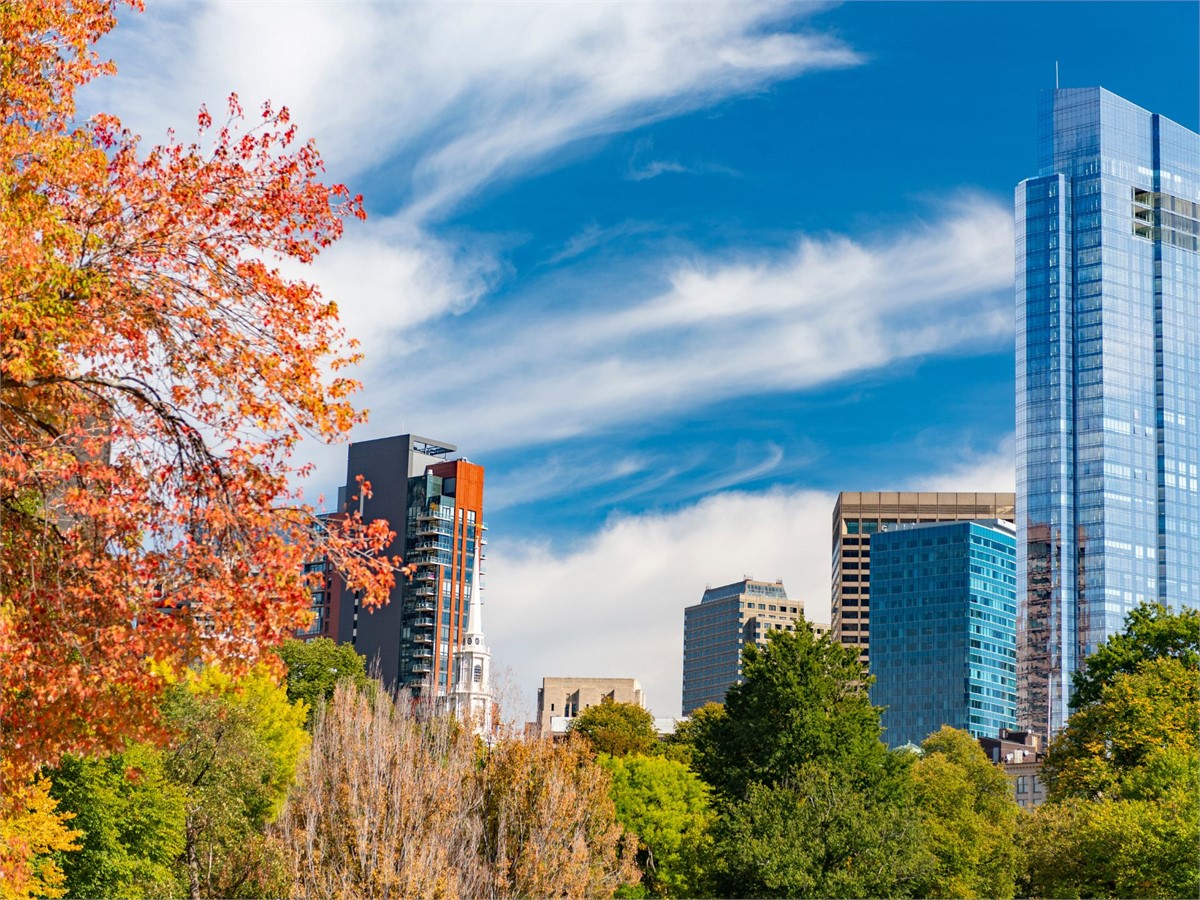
{"left": 1055, "top": 61, "right": 1060, "bottom": 90}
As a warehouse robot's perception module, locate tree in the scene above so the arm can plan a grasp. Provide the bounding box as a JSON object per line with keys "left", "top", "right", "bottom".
{"left": 1043, "top": 656, "right": 1198, "bottom": 803}
{"left": 911, "top": 727, "right": 1019, "bottom": 899}
{"left": 163, "top": 667, "right": 309, "bottom": 899}
{"left": 276, "top": 680, "right": 638, "bottom": 899}
{"left": 709, "top": 758, "right": 929, "bottom": 899}
{"left": 0, "top": 778, "right": 80, "bottom": 900}
{"left": 690, "top": 629, "right": 885, "bottom": 800}
{"left": 46, "top": 744, "right": 186, "bottom": 899}
{"left": 1018, "top": 630, "right": 1200, "bottom": 899}
{"left": 276, "top": 637, "right": 368, "bottom": 726}
{"left": 568, "top": 698, "right": 659, "bottom": 757}
{"left": 1071, "top": 602, "right": 1200, "bottom": 707}
{"left": 1020, "top": 795, "right": 1199, "bottom": 899}
{"left": 480, "top": 736, "right": 639, "bottom": 898}
{"left": 600, "top": 754, "right": 714, "bottom": 897}
{"left": 277, "top": 680, "right": 487, "bottom": 899}
{"left": 662, "top": 702, "right": 725, "bottom": 769}
{"left": 1, "top": 0, "right": 396, "bottom": 803}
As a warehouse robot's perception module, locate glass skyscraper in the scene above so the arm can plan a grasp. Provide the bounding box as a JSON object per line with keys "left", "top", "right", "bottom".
{"left": 869, "top": 520, "right": 1018, "bottom": 748}
{"left": 1016, "top": 88, "right": 1199, "bottom": 736}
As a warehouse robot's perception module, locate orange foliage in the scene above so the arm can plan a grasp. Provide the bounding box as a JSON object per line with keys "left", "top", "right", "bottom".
{"left": 1, "top": 0, "right": 396, "bottom": 801}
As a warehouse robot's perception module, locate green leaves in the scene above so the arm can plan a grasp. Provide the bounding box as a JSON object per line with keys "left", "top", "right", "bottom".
{"left": 911, "top": 727, "right": 1020, "bottom": 899}
{"left": 1071, "top": 602, "right": 1200, "bottom": 708}
{"left": 48, "top": 747, "right": 186, "bottom": 899}
{"left": 276, "top": 637, "right": 368, "bottom": 727}
{"left": 690, "top": 629, "right": 884, "bottom": 800}
{"left": 567, "top": 698, "right": 660, "bottom": 758}
{"left": 601, "top": 754, "right": 714, "bottom": 898}
{"left": 1045, "top": 656, "right": 1198, "bottom": 803}
{"left": 1021, "top": 604, "right": 1200, "bottom": 899}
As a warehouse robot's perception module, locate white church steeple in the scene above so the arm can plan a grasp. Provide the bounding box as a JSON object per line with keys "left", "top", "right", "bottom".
{"left": 450, "top": 541, "right": 493, "bottom": 737}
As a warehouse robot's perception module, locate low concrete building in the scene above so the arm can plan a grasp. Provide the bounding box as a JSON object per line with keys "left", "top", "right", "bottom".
{"left": 978, "top": 727, "right": 1048, "bottom": 808}
{"left": 535, "top": 677, "right": 644, "bottom": 739}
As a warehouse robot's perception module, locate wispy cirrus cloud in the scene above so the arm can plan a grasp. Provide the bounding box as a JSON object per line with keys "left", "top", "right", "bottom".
{"left": 90, "top": 1, "right": 860, "bottom": 222}
{"left": 359, "top": 195, "right": 1015, "bottom": 453}
{"left": 89, "top": 1, "right": 865, "bottom": 429}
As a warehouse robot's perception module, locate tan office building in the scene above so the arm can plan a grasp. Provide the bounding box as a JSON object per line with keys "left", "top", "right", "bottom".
{"left": 832, "top": 491, "right": 1016, "bottom": 669}
{"left": 682, "top": 579, "right": 828, "bottom": 715}
{"left": 535, "top": 677, "right": 645, "bottom": 738}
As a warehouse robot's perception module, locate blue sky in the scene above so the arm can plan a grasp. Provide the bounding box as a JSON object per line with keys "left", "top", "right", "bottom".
{"left": 90, "top": 1, "right": 1199, "bottom": 717}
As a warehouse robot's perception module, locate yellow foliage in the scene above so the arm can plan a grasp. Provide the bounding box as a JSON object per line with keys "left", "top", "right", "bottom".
{"left": 0, "top": 778, "right": 81, "bottom": 900}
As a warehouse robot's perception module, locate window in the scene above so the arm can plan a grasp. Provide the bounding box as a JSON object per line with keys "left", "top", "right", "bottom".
{"left": 473, "top": 664, "right": 482, "bottom": 683}
{"left": 1016, "top": 776, "right": 1028, "bottom": 794}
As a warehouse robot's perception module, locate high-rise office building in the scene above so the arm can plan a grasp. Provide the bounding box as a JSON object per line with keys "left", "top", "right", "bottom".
{"left": 831, "top": 492, "right": 1016, "bottom": 668}
{"left": 1016, "top": 88, "right": 1199, "bottom": 736}
{"left": 329, "top": 434, "right": 487, "bottom": 696}
{"left": 682, "top": 578, "right": 827, "bottom": 715}
{"left": 869, "top": 519, "right": 1018, "bottom": 747}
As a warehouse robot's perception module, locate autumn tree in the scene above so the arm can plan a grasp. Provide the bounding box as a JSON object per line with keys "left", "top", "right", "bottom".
{"left": 0, "top": 778, "right": 80, "bottom": 899}
{"left": 277, "top": 680, "right": 638, "bottom": 899}
{"left": 1, "top": 0, "right": 396, "bottom": 813}
{"left": 479, "top": 736, "right": 638, "bottom": 898}
{"left": 277, "top": 681, "right": 486, "bottom": 899}
{"left": 568, "top": 698, "right": 660, "bottom": 757}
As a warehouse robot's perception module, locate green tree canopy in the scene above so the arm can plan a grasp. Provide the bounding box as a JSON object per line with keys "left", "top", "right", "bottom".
{"left": 1071, "top": 602, "right": 1200, "bottom": 707}
{"left": 276, "top": 637, "right": 369, "bottom": 726}
{"left": 1043, "top": 656, "right": 1198, "bottom": 803}
{"left": 662, "top": 702, "right": 725, "bottom": 768}
{"left": 690, "top": 629, "right": 885, "bottom": 800}
{"left": 600, "top": 754, "right": 714, "bottom": 898}
{"left": 163, "top": 666, "right": 309, "bottom": 898}
{"left": 911, "top": 727, "right": 1019, "bottom": 899}
{"left": 1020, "top": 795, "right": 1199, "bottom": 899}
{"left": 47, "top": 745, "right": 186, "bottom": 899}
{"left": 709, "top": 758, "right": 929, "bottom": 899}
{"left": 567, "top": 699, "right": 659, "bottom": 757}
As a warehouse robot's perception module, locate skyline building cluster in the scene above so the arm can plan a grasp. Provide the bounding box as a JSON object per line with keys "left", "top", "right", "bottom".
{"left": 304, "top": 434, "right": 494, "bottom": 735}
{"left": 301, "top": 86, "right": 1196, "bottom": 757}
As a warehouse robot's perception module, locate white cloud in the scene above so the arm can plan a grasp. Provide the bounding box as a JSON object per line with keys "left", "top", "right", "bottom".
{"left": 90, "top": 1, "right": 860, "bottom": 221}
{"left": 373, "top": 195, "right": 1016, "bottom": 451}
{"left": 907, "top": 434, "right": 1016, "bottom": 493}
{"left": 304, "top": 218, "right": 501, "bottom": 363}
{"left": 485, "top": 440, "right": 1019, "bottom": 722}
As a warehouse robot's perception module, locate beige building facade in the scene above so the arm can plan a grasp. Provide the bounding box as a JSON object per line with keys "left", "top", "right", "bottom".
{"left": 832, "top": 492, "right": 1016, "bottom": 669}
{"left": 534, "top": 677, "right": 645, "bottom": 738}
{"left": 682, "top": 578, "right": 829, "bottom": 715}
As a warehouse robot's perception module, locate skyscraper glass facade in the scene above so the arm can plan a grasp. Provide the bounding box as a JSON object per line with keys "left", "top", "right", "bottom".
{"left": 1016, "top": 89, "right": 1200, "bottom": 736}
{"left": 869, "top": 520, "right": 1018, "bottom": 748}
